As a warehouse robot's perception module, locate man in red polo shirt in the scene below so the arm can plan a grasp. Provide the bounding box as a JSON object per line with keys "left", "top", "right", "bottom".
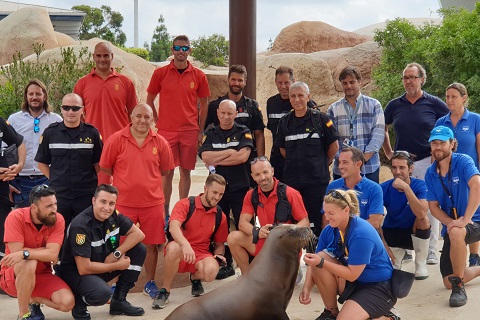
{"left": 152, "top": 174, "right": 228, "bottom": 309}
{"left": 74, "top": 41, "right": 138, "bottom": 184}
{"left": 146, "top": 34, "right": 211, "bottom": 226}
{"left": 227, "top": 158, "right": 310, "bottom": 275}
{"left": 100, "top": 103, "right": 175, "bottom": 300}
{"left": 0, "top": 185, "right": 74, "bottom": 320}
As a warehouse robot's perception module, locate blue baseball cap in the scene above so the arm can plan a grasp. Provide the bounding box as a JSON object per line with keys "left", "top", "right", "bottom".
{"left": 428, "top": 126, "right": 454, "bottom": 142}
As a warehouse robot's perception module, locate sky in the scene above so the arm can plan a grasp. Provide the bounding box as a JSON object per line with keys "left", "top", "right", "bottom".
{"left": 12, "top": 0, "right": 444, "bottom": 51}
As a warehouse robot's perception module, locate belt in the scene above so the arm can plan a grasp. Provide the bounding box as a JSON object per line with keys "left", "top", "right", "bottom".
{"left": 18, "top": 175, "right": 46, "bottom": 180}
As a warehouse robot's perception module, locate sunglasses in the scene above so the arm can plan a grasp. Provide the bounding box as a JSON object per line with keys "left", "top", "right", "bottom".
{"left": 33, "top": 118, "right": 40, "bottom": 133}
{"left": 328, "top": 189, "right": 349, "bottom": 205}
{"left": 173, "top": 45, "right": 190, "bottom": 52}
{"left": 61, "top": 105, "right": 83, "bottom": 112}
{"left": 392, "top": 150, "right": 413, "bottom": 164}
{"left": 33, "top": 184, "right": 52, "bottom": 195}
{"left": 250, "top": 156, "right": 268, "bottom": 165}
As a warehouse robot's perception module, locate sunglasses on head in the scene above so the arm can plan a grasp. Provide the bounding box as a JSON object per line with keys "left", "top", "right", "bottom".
{"left": 33, "top": 118, "right": 40, "bottom": 133}
{"left": 33, "top": 184, "right": 52, "bottom": 195}
{"left": 250, "top": 156, "right": 268, "bottom": 165}
{"left": 61, "top": 105, "right": 83, "bottom": 112}
{"left": 173, "top": 45, "right": 190, "bottom": 52}
{"left": 392, "top": 150, "right": 413, "bottom": 164}
{"left": 328, "top": 189, "right": 349, "bottom": 205}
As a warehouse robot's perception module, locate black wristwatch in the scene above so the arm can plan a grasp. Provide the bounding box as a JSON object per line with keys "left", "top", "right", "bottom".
{"left": 113, "top": 250, "right": 122, "bottom": 259}
{"left": 23, "top": 250, "right": 30, "bottom": 260}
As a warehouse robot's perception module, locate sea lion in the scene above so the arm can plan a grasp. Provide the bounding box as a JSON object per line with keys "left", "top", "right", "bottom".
{"left": 165, "top": 224, "right": 313, "bottom": 320}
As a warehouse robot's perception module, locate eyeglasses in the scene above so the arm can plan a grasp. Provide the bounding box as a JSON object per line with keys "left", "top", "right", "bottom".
{"left": 61, "top": 105, "right": 83, "bottom": 112}
{"left": 328, "top": 190, "right": 349, "bottom": 205}
{"left": 401, "top": 76, "right": 422, "bottom": 81}
{"left": 250, "top": 156, "right": 268, "bottom": 165}
{"left": 392, "top": 150, "right": 413, "bottom": 164}
{"left": 33, "top": 118, "right": 40, "bottom": 133}
{"left": 173, "top": 45, "right": 190, "bottom": 52}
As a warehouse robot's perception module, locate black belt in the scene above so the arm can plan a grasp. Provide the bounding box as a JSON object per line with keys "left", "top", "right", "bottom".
{"left": 18, "top": 175, "right": 46, "bottom": 180}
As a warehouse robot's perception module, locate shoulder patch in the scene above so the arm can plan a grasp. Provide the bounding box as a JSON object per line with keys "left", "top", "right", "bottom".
{"left": 326, "top": 119, "right": 333, "bottom": 128}
{"left": 76, "top": 234, "right": 86, "bottom": 245}
{"left": 245, "top": 133, "right": 252, "bottom": 139}
{"left": 39, "top": 135, "right": 43, "bottom": 144}
{"left": 202, "top": 134, "right": 207, "bottom": 143}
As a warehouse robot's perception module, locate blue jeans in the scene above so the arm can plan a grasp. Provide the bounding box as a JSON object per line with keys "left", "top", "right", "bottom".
{"left": 12, "top": 175, "right": 48, "bottom": 208}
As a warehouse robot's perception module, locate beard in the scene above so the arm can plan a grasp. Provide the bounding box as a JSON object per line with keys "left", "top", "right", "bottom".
{"left": 229, "top": 84, "right": 243, "bottom": 95}
{"left": 434, "top": 149, "right": 451, "bottom": 162}
{"left": 39, "top": 212, "right": 57, "bottom": 227}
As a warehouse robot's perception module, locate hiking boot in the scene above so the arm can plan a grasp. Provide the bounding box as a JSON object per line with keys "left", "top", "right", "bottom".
{"left": 143, "top": 280, "right": 160, "bottom": 299}
{"left": 448, "top": 276, "right": 467, "bottom": 307}
{"left": 110, "top": 299, "right": 145, "bottom": 316}
{"left": 469, "top": 254, "right": 480, "bottom": 267}
{"left": 190, "top": 274, "right": 204, "bottom": 297}
{"left": 72, "top": 301, "right": 91, "bottom": 320}
{"left": 426, "top": 251, "right": 439, "bottom": 265}
{"left": 152, "top": 288, "right": 170, "bottom": 309}
{"left": 215, "top": 265, "right": 235, "bottom": 280}
{"left": 315, "top": 308, "right": 337, "bottom": 320}
{"left": 28, "top": 303, "right": 45, "bottom": 320}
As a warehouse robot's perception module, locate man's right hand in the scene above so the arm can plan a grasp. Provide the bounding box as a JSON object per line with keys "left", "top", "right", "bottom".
{"left": 182, "top": 243, "right": 196, "bottom": 264}
{"left": 116, "top": 255, "right": 131, "bottom": 270}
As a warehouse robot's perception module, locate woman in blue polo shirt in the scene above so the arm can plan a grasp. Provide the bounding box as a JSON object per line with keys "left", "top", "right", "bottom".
{"left": 436, "top": 82, "right": 480, "bottom": 267}
{"left": 299, "top": 189, "right": 397, "bottom": 320}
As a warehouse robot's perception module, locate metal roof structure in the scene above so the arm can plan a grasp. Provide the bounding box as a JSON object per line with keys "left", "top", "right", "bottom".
{"left": 438, "top": 0, "right": 478, "bottom": 11}
{"left": 0, "top": 1, "right": 85, "bottom": 39}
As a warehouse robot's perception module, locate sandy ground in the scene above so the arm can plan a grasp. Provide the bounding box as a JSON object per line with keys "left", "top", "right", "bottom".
{"left": 2, "top": 161, "right": 480, "bottom": 319}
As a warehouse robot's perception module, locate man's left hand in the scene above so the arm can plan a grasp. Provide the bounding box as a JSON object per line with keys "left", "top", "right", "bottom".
{"left": 104, "top": 253, "right": 119, "bottom": 264}
{"left": 447, "top": 216, "right": 472, "bottom": 232}
{"left": 0, "top": 251, "right": 23, "bottom": 268}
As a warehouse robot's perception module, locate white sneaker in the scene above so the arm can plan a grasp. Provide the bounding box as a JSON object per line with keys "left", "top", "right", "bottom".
{"left": 427, "top": 251, "right": 439, "bottom": 265}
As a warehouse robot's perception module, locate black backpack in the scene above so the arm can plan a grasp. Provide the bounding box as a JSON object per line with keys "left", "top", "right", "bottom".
{"left": 251, "top": 182, "right": 294, "bottom": 225}
{"left": 166, "top": 196, "right": 223, "bottom": 243}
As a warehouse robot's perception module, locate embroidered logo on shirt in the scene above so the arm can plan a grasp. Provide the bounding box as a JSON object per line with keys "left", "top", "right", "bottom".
{"left": 190, "top": 82, "right": 195, "bottom": 89}
{"left": 84, "top": 137, "right": 92, "bottom": 143}
{"left": 326, "top": 120, "right": 333, "bottom": 128}
{"left": 153, "top": 147, "right": 158, "bottom": 154}
{"left": 115, "top": 84, "right": 120, "bottom": 91}
{"left": 361, "top": 199, "right": 368, "bottom": 206}
{"left": 76, "top": 234, "right": 86, "bottom": 245}
{"left": 453, "top": 177, "right": 459, "bottom": 184}
{"left": 462, "top": 126, "right": 470, "bottom": 132}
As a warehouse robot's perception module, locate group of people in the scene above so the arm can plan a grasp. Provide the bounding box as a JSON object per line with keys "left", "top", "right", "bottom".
{"left": 0, "top": 30, "right": 478, "bottom": 320}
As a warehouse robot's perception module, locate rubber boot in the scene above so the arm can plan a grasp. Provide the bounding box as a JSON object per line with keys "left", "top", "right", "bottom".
{"left": 390, "top": 247, "right": 405, "bottom": 270}
{"left": 412, "top": 235, "right": 429, "bottom": 280}
{"left": 110, "top": 282, "right": 145, "bottom": 316}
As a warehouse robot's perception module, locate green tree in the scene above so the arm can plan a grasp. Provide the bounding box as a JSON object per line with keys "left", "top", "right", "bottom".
{"left": 372, "top": 4, "right": 480, "bottom": 111}
{"left": 191, "top": 34, "right": 229, "bottom": 67}
{"left": 150, "top": 14, "right": 171, "bottom": 62}
{"left": 123, "top": 47, "right": 150, "bottom": 61}
{"left": 73, "top": 5, "right": 127, "bottom": 47}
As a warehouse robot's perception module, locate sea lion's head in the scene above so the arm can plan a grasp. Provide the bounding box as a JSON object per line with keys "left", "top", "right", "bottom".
{"left": 266, "top": 224, "right": 314, "bottom": 252}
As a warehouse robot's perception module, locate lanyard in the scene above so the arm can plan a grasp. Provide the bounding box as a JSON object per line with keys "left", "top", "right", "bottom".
{"left": 436, "top": 161, "right": 458, "bottom": 219}
{"left": 338, "top": 217, "right": 352, "bottom": 258}
{"left": 342, "top": 96, "right": 363, "bottom": 138}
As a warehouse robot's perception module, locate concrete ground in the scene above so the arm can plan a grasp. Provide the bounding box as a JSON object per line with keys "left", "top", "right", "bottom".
{"left": 2, "top": 162, "right": 480, "bottom": 319}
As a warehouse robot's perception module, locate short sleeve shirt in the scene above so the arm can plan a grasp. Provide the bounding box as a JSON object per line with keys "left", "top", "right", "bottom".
{"left": 0, "top": 117, "right": 24, "bottom": 197}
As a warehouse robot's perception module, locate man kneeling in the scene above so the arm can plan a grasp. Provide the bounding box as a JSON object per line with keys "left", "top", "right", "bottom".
{"left": 57, "top": 184, "right": 146, "bottom": 319}
{"left": 153, "top": 174, "right": 228, "bottom": 309}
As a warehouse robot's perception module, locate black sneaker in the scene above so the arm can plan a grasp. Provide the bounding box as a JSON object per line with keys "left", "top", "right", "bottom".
{"left": 190, "top": 274, "right": 204, "bottom": 297}
{"left": 315, "top": 308, "right": 337, "bottom": 320}
{"left": 72, "top": 301, "right": 91, "bottom": 320}
{"left": 448, "top": 276, "right": 467, "bottom": 307}
{"left": 215, "top": 265, "right": 235, "bottom": 280}
{"left": 469, "top": 254, "right": 480, "bottom": 267}
{"left": 152, "top": 288, "right": 170, "bottom": 309}
{"left": 28, "top": 303, "right": 45, "bottom": 320}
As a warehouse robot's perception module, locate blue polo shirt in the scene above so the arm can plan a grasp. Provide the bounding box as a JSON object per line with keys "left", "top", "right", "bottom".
{"left": 325, "top": 176, "right": 384, "bottom": 220}
{"left": 435, "top": 109, "right": 480, "bottom": 168}
{"left": 425, "top": 153, "right": 480, "bottom": 237}
{"left": 381, "top": 178, "right": 426, "bottom": 229}
{"left": 317, "top": 216, "right": 393, "bottom": 283}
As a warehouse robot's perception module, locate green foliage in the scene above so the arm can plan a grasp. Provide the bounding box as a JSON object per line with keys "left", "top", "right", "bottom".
{"left": 150, "top": 14, "right": 171, "bottom": 62}
{"left": 191, "top": 34, "right": 229, "bottom": 67}
{"left": 373, "top": 5, "right": 480, "bottom": 112}
{"left": 122, "top": 47, "right": 150, "bottom": 61}
{"left": 73, "top": 5, "right": 127, "bottom": 47}
{"left": 0, "top": 45, "right": 95, "bottom": 117}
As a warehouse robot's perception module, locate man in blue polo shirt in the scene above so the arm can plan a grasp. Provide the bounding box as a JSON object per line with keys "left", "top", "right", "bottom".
{"left": 381, "top": 151, "right": 431, "bottom": 280}
{"left": 425, "top": 126, "right": 480, "bottom": 308}
{"left": 325, "top": 147, "right": 390, "bottom": 258}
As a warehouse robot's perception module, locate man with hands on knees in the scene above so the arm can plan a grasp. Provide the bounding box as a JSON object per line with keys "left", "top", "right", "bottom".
{"left": 153, "top": 174, "right": 229, "bottom": 310}
{"left": 300, "top": 189, "right": 398, "bottom": 320}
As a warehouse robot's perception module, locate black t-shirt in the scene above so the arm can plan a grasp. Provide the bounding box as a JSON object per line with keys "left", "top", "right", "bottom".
{"left": 0, "top": 117, "right": 23, "bottom": 199}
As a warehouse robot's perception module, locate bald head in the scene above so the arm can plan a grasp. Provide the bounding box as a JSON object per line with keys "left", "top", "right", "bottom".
{"left": 61, "top": 93, "right": 84, "bottom": 128}
{"left": 251, "top": 158, "right": 275, "bottom": 192}
{"left": 217, "top": 99, "right": 238, "bottom": 130}
{"left": 62, "top": 93, "right": 83, "bottom": 106}
{"left": 93, "top": 41, "right": 114, "bottom": 74}
{"left": 130, "top": 103, "right": 153, "bottom": 136}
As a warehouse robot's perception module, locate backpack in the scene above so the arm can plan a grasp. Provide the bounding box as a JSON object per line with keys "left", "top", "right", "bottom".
{"left": 166, "top": 196, "right": 223, "bottom": 243}
{"left": 251, "top": 182, "right": 294, "bottom": 225}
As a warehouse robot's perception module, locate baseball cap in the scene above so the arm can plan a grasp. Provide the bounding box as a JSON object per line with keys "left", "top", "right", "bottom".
{"left": 428, "top": 126, "right": 454, "bottom": 142}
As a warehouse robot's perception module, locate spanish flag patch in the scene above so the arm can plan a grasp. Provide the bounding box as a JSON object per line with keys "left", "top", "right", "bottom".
{"left": 326, "top": 120, "right": 333, "bottom": 128}
{"left": 245, "top": 133, "right": 252, "bottom": 139}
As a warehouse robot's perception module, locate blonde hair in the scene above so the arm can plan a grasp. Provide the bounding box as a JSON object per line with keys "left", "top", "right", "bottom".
{"left": 324, "top": 189, "right": 360, "bottom": 217}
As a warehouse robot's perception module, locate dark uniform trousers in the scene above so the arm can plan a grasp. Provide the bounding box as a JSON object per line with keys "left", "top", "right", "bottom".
{"left": 57, "top": 194, "right": 95, "bottom": 229}
{"left": 58, "top": 243, "right": 146, "bottom": 306}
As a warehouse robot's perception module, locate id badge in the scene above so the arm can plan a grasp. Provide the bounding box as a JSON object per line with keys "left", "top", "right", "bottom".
{"left": 343, "top": 138, "right": 354, "bottom": 147}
